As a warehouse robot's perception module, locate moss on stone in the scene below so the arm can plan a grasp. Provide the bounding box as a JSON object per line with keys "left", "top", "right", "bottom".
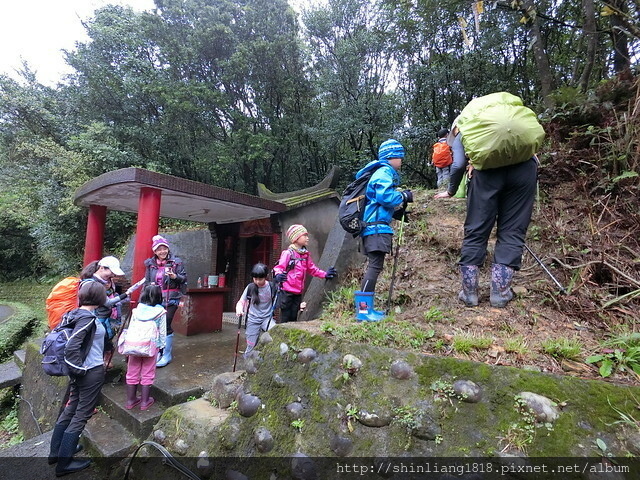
{"left": 153, "top": 325, "right": 640, "bottom": 462}
{"left": 279, "top": 328, "right": 333, "bottom": 353}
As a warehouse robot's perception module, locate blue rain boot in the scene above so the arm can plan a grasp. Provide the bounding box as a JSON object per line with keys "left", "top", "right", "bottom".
{"left": 458, "top": 265, "right": 479, "bottom": 307}
{"left": 490, "top": 263, "right": 515, "bottom": 308}
{"left": 354, "top": 291, "right": 385, "bottom": 322}
{"left": 156, "top": 334, "right": 173, "bottom": 367}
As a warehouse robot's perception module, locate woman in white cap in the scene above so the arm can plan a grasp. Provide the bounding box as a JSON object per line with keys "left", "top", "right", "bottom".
{"left": 143, "top": 235, "right": 187, "bottom": 367}
{"left": 79, "top": 256, "right": 133, "bottom": 346}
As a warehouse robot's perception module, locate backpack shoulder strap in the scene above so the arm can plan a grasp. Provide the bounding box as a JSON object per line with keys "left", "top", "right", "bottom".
{"left": 285, "top": 247, "right": 298, "bottom": 273}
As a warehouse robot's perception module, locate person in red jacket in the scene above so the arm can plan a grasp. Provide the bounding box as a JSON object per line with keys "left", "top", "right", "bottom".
{"left": 273, "top": 224, "right": 337, "bottom": 323}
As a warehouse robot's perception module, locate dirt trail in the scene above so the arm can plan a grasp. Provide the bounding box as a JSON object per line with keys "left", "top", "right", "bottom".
{"left": 327, "top": 188, "right": 635, "bottom": 386}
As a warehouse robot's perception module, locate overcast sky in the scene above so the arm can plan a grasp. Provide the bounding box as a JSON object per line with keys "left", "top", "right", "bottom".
{"left": 0, "top": 0, "right": 156, "bottom": 86}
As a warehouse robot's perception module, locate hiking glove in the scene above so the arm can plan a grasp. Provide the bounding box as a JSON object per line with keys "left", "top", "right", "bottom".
{"left": 392, "top": 206, "right": 407, "bottom": 221}
{"left": 325, "top": 267, "right": 337, "bottom": 279}
{"left": 275, "top": 273, "right": 288, "bottom": 284}
{"left": 401, "top": 190, "right": 414, "bottom": 203}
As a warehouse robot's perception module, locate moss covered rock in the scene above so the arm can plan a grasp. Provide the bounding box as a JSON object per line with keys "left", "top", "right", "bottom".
{"left": 150, "top": 325, "right": 640, "bottom": 473}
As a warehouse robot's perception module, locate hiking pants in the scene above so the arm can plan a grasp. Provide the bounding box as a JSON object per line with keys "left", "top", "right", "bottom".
{"left": 460, "top": 158, "right": 537, "bottom": 270}
{"left": 279, "top": 291, "right": 302, "bottom": 323}
{"left": 361, "top": 233, "right": 393, "bottom": 292}
{"left": 244, "top": 316, "right": 263, "bottom": 358}
{"left": 56, "top": 365, "right": 104, "bottom": 435}
{"left": 436, "top": 165, "right": 451, "bottom": 188}
{"left": 126, "top": 355, "right": 157, "bottom": 386}
{"left": 361, "top": 252, "right": 386, "bottom": 292}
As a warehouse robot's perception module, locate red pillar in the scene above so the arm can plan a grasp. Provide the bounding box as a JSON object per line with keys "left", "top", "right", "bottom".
{"left": 132, "top": 187, "right": 162, "bottom": 302}
{"left": 83, "top": 204, "right": 107, "bottom": 266}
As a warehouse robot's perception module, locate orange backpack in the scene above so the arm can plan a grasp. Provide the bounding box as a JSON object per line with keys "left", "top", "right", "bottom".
{"left": 45, "top": 276, "right": 81, "bottom": 329}
{"left": 432, "top": 140, "right": 453, "bottom": 168}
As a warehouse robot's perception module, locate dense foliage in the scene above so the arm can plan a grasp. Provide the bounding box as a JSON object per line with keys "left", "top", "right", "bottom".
{"left": 1, "top": 0, "right": 639, "bottom": 277}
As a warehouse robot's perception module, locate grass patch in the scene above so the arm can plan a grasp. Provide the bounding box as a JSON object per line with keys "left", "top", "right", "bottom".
{"left": 0, "top": 389, "right": 23, "bottom": 448}
{"left": 321, "top": 284, "right": 435, "bottom": 350}
{"left": 0, "top": 302, "right": 39, "bottom": 362}
{"left": 504, "top": 335, "right": 531, "bottom": 355}
{"left": 540, "top": 337, "right": 583, "bottom": 360}
{"left": 423, "top": 306, "right": 446, "bottom": 323}
{"left": 321, "top": 319, "right": 435, "bottom": 350}
{"left": 0, "top": 281, "right": 56, "bottom": 361}
{"left": 452, "top": 334, "right": 493, "bottom": 355}
{"left": 0, "top": 280, "right": 53, "bottom": 322}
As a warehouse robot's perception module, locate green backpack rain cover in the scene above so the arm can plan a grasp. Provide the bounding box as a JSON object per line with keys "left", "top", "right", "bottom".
{"left": 457, "top": 92, "right": 545, "bottom": 170}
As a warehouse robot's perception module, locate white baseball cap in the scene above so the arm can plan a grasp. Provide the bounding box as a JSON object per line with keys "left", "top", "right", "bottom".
{"left": 98, "top": 256, "right": 125, "bottom": 276}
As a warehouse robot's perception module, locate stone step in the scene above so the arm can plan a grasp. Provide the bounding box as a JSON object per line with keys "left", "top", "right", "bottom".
{"left": 0, "top": 359, "right": 22, "bottom": 389}
{"left": 83, "top": 409, "right": 137, "bottom": 459}
{"left": 99, "top": 381, "right": 165, "bottom": 439}
{"left": 13, "top": 349, "right": 26, "bottom": 370}
{"left": 0, "top": 429, "right": 104, "bottom": 480}
{"left": 0, "top": 428, "right": 52, "bottom": 458}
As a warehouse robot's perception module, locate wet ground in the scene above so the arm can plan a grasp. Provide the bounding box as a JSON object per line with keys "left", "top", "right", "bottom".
{"left": 150, "top": 324, "right": 248, "bottom": 401}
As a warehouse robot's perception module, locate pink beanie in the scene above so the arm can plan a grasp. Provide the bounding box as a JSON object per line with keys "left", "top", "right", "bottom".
{"left": 151, "top": 235, "right": 170, "bottom": 252}
{"left": 286, "top": 224, "right": 308, "bottom": 244}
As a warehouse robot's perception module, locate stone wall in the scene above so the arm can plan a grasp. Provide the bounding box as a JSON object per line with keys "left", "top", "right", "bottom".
{"left": 146, "top": 324, "right": 640, "bottom": 479}
{"left": 121, "top": 229, "right": 213, "bottom": 289}
{"left": 18, "top": 341, "right": 70, "bottom": 438}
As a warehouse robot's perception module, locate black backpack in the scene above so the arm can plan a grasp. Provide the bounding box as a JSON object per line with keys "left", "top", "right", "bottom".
{"left": 40, "top": 313, "right": 77, "bottom": 376}
{"left": 338, "top": 166, "right": 382, "bottom": 237}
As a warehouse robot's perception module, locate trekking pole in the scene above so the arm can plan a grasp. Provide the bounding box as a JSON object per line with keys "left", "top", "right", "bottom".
{"left": 386, "top": 212, "right": 406, "bottom": 312}
{"left": 233, "top": 295, "right": 251, "bottom": 372}
{"left": 232, "top": 313, "right": 242, "bottom": 373}
{"left": 524, "top": 244, "right": 567, "bottom": 294}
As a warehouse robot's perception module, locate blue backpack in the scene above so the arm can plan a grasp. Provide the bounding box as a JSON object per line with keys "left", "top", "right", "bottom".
{"left": 40, "top": 313, "right": 78, "bottom": 376}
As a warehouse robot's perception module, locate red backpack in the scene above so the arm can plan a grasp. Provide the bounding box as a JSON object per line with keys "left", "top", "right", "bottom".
{"left": 432, "top": 140, "right": 453, "bottom": 168}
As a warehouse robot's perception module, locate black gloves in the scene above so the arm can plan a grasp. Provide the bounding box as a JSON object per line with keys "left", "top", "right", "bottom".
{"left": 325, "top": 267, "right": 337, "bottom": 279}
{"left": 401, "top": 190, "right": 414, "bottom": 203}
{"left": 392, "top": 207, "right": 408, "bottom": 221}
{"left": 275, "top": 273, "right": 288, "bottom": 284}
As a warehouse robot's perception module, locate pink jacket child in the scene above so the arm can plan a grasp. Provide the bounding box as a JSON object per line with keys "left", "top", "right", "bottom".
{"left": 273, "top": 224, "right": 337, "bottom": 323}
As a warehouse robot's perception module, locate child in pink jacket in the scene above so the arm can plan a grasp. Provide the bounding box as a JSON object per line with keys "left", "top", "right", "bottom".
{"left": 273, "top": 224, "right": 337, "bottom": 322}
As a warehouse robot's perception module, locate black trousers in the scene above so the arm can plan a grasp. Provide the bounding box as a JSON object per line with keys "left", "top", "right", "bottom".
{"left": 56, "top": 366, "right": 105, "bottom": 434}
{"left": 460, "top": 158, "right": 537, "bottom": 270}
{"left": 279, "top": 291, "right": 302, "bottom": 323}
{"left": 361, "top": 233, "right": 393, "bottom": 292}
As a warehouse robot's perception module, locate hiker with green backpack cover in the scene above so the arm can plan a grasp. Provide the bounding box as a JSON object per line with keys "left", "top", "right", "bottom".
{"left": 435, "top": 92, "right": 545, "bottom": 308}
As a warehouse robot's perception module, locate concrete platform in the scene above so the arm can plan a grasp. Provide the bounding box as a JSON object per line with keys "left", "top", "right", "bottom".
{"left": 151, "top": 323, "right": 247, "bottom": 405}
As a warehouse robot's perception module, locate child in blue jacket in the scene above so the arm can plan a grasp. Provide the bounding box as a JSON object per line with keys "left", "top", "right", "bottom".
{"left": 355, "top": 139, "right": 413, "bottom": 320}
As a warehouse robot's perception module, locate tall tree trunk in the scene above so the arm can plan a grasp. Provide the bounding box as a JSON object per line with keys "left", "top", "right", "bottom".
{"left": 579, "top": 0, "right": 598, "bottom": 91}
{"left": 523, "top": 1, "right": 555, "bottom": 108}
{"left": 610, "top": 0, "right": 631, "bottom": 73}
